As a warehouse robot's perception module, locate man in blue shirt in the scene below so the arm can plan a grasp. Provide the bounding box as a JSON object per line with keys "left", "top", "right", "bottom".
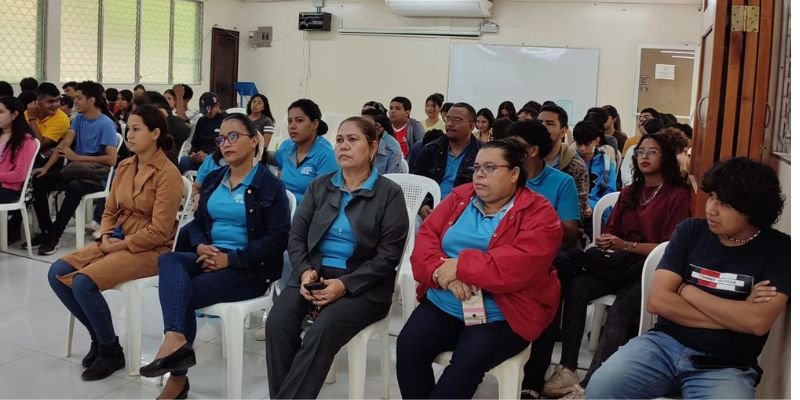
{"left": 573, "top": 120, "right": 617, "bottom": 228}
{"left": 30, "top": 81, "right": 119, "bottom": 255}
{"left": 411, "top": 102, "right": 481, "bottom": 219}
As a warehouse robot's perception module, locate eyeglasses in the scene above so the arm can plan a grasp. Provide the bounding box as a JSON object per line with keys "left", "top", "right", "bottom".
{"left": 215, "top": 131, "right": 252, "bottom": 147}
{"left": 635, "top": 149, "right": 661, "bottom": 158}
{"left": 446, "top": 117, "right": 475, "bottom": 124}
{"left": 473, "top": 163, "right": 512, "bottom": 175}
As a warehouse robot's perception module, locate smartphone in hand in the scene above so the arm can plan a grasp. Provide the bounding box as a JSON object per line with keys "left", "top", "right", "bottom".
{"left": 304, "top": 281, "right": 326, "bottom": 291}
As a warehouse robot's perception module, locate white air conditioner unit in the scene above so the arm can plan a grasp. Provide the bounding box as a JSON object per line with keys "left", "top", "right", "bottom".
{"left": 386, "top": 0, "right": 492, "bottom": 18}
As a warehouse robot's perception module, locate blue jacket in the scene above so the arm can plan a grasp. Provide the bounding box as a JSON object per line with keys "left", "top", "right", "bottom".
{"left": 188, "top": 164, "right": 291, "bottom": 283}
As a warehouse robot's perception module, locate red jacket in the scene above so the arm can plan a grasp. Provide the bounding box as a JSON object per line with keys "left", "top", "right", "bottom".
{"left": 411, "top": 183, "right": 563, "bottom": 341}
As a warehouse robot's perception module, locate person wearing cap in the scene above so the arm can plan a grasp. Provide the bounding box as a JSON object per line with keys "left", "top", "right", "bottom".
{"left": 178, "top": 92, "right": 226, "bottom": 174}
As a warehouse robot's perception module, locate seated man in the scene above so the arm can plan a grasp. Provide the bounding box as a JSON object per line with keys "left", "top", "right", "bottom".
{"left": 29, "top": 81, "right": 119, "bottom": 255}
{"left": 25, "top": 82, "right": 71, "bottom": 157}
{"left": 178, "top": 92, "right": 226, "bottom": 173}
{"left": 573, "top": 120, "right": 617, "bottom": 236}
{"left": 586, "top": 157, "right": 789, "bottom": 399}
{"left": 411, "top": 102, "right": 481, "bottom": 218}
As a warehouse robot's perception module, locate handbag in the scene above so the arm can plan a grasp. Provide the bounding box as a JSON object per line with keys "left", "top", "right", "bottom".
{"left": 577, "top": 246, "right": 647, "bottom": 287}
{"left": 59, "top": 161, "right": 110, "bottom": 183}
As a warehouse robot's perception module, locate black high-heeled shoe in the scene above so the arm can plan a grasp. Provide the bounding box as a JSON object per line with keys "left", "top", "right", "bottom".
{"left": 139, "top": 343, "right": 196, "bottom": 378}
{"left": 156, "top": 378, "right": 190, "bottom": 400}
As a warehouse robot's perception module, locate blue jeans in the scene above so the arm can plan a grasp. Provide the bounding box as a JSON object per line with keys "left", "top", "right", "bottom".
{"left": 586, "top": 331, "right": 759, "bottom": 399}
{"left": 47, "top": 260, "right": 117, "bottom": 344}
{"left": 156, "top": 251, "right": 269, "bottom": 376}
{"left": 178, "top": 156, "right": 200, "bottom": 174}
{"left": 396, "top": 299, "right": 530, "bottom": 399}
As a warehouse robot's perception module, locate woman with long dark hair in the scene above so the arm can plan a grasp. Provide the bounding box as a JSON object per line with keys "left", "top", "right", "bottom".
{"left": 541, "top": 132, "right": 691, "bottom": 398}
{"left": 0, "top": 96, "right": 37, "bottom": 243}
{"left": 497, "top": 101, "right": 518, "bottom": 122}
{"left": 246, "top": 94, "right": 275, "bottom": 149}
{"left": 115, "top": 89, "right": 133, "bottom": 123}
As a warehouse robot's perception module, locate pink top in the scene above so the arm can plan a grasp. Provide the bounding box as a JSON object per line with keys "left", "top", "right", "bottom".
{"left": 0, "top": 135, "right": 37, "bottom": 192}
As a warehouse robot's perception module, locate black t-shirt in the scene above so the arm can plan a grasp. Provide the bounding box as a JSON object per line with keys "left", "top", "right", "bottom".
{"left": 168, "top": 115, "right": 191, "bottom": 152}
{"left": 654, "top": 218, "right": 790, "bottom": 366}
{"left": 190, "top": 112, "right": 226, "bottom": 154}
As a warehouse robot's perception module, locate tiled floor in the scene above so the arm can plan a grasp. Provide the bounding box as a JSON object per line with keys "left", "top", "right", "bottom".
{"left": 0, "top": 227, "right": 595, "bottom": 399}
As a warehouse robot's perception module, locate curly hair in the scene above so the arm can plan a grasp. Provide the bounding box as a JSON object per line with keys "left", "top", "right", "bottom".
{"left": 658, "top": 127, "right": 690, "bottom": 153}
{"left": 619, "top": 133, "right": 688, "bottom": 212}
{"left": 701, "top": 157, "right": 784, "bottom": 229}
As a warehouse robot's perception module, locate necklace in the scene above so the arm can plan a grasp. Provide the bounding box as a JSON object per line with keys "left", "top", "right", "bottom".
{"left": 722, "top": 230, "right": 761, "bottom": 244}
{"left": 639, "top": 183, "right": 664, "bottom": 207}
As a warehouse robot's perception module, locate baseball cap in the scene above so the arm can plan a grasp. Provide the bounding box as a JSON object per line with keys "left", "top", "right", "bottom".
{"left": 199, "top": 92, "right": 219, "bottom": 115}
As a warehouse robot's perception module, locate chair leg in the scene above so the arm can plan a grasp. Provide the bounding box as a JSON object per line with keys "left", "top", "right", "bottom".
{"left": 496, "top": 364, "right": 522, "bottom": 400}
{"left": 76, "top": 198, "right": 86, "bottom": 249}
{"left": 21, "top": 208, "right": 32, "bottom": 258}
{"left": 0, "top": 210, "right": 7, "bottom": 252}
{"left": 346, "top": 333, "right": 370, "bottom": 400}
{"left": 589, "top": 303, "right": 607, "bottom": 352}
{"left": 125, "top": 286, "right": 143, "bottom": 376}
{"left": 66, "top": 315, "right": 75, "bottom": 357}
{"left": 380, "top": 332, "right": 390, "bottom": 399}
{"left": 400, "top": 275, "right": 417, "bottom": 323}
{"left": 325, "top": 355, "right": 337, "bottom": 384}
{"left": 223, "top": 310, "right": 245, "bottom": 400}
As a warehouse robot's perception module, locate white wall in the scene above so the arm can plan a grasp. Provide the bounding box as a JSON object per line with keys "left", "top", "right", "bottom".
{"left": 235, "top": 0, "right": 702, "bottom": 135}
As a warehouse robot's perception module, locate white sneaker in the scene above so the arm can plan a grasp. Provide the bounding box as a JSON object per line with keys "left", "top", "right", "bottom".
{"left": 559, "top": 384, "right": 585, "bottom": 399}
{"left": 542, "top": 366, "right": 581, "bottom": 398}
{"left": 85, "top": 220, "right": 101, "bottom": 233}
{"left": 255, "top": 327, "right": 266, "bottom": 341}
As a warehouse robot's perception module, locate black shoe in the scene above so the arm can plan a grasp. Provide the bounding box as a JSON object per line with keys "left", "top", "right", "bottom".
{"left": 81, "top": 337, "right": 125, "bottom": 381}
{"left": 139, "top": 343, "right": 196, "bottom": 378}
{"left": 82, "top": 341, "right": 99, "bottom": 368}
{"left": 156, "top": 378, "right": 190, "bottom": 400}
{"left": 37, "top": 235, "right": 59, "bottom": 256}
{"left": 21, "top": 232, "right": 48, "bottom": 250}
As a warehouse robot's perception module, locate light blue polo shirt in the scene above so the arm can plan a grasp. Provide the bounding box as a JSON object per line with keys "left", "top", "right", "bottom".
{"left": 526, "top": 165, "right": 581, "bottom": 222}
{"left": 275, "top": 136, "right": 339, "bottom": 204}
{"left": 426, "top": 196, "right": 513, "bottom": 322}
{"left": 195, "top": 155, "right": 227, "bottom": 185}
{"left": 318, "top": 168, "right": 380, "bottom": 269}
{"left": 71, "top": 113, "right": 118, "bottom": 156}
{"left": 439, "top": 150, "right": 466, "bottom": 198}
{"left": 207, "top": 166, "right": 258, "bottom": 251}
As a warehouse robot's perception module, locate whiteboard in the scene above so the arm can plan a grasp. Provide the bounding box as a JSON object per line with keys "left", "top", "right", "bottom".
{"left": 447, "top": 44, "right": 600, "bottom": 126}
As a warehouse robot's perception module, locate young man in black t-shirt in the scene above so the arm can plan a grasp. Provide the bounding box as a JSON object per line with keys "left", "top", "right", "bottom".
{"left": 178, "top": 92, "right": 226, "bottom": 173}
{"left": 585, "top": 157, "right": 789, "bottom": 399}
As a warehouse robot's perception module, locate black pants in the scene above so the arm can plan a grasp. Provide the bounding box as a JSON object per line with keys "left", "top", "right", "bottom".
{"left": 0, "top": 187, "right": 22, "bottom": 240}
{"left": 396, "top": 299, "right": 529, "bottom": 399}
{"left": 559, "top": 274, "right": 641, "bottom": 385}
{"left": 32, "top": 166, "right": 104, "bottom": 238}
{"left": 265, "top": 269, "right": 389, "bottom": 399}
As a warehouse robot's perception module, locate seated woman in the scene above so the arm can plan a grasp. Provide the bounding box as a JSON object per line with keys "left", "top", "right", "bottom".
{"left": 0, "top": 96, "right": 38, "bottom": 244}
{"left": 542, "top": 132, "right": 691, "bottom": 399}
{"left": 396, "top": 138, "right": 563, "bottom": 399}
{"left": 266, "top": 99, "right": 339, "bottom": 204}
{"left": 265, "top": 116, "right": 408, "bottom": 399}
{"left": 246, "top": 94, "right": 275, "bottom": 149}
{"left": 47, "top": 104, "right": 183, "bottom": 381}
{"left": 139, "top": 114, "right": 290, "bottom": 399}
{"left": 586, "top": 157, "right": 789, "bottom": 399}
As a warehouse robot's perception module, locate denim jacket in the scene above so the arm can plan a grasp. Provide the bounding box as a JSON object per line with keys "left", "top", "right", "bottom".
{"left": 188, "top": 164, "right": 291, "bottom": 283}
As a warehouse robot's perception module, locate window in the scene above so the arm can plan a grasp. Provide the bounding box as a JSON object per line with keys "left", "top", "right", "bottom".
{"left": 0, "top": 0, "right": 45, "bottom": 82}
{"left": 60, "top": 0, "right": 202, "bottom": 85}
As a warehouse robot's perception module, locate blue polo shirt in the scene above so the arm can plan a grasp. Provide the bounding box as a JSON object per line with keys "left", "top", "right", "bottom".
{"left": 318, "top": 168, "right": 380, "bottom": 269}
{"left": 426, "top": 196, "right": 512, "bottom": 322}
{"left": 526, "top": 165, "right": 581, "bottom": 222}
{"left": 71, "top": 113, "right": 118, "bottom": 156}
{"left": 439, "top": 150, "right": 466, "bottom": 198}
{"left": 207, "top": 166, "right": 258, "bottom": 250}
{"left": 195, "top": 155, "right": 227, "bottom": 185}
{"left": 275, "top": 136, "right": 339, "bottom": 204}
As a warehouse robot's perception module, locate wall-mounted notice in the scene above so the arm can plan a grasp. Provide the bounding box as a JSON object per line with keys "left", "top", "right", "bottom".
{"left": 655, "top": 64, "right": 676, "bottom": 80}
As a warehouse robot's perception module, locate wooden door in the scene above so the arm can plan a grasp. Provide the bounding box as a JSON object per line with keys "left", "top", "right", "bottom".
{"left": 689, "top": 0, "right": 776, "bottom": 216}
{"left": 210, "top": 28, "right": 239, "bottom": 109}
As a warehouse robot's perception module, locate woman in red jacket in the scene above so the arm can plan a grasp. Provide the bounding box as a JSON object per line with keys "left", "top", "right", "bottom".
{"left": 396, "top": 138, "right": 563, "bottom": 399}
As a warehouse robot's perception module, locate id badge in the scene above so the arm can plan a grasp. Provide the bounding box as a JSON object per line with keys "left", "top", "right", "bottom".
{"left": 462, "top": 288, "right": 488, "bottom": 326}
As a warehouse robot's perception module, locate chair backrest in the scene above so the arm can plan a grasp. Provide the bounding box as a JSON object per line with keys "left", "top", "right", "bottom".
{"left": 638, "top": 241, "right": 670, "bottom": 335}
{"left": 98, "top": 133, "right": 125, "bottom": 193}
{"left": 285, "top": 190, "right": 297, "bottom": 219}
{"left": 384, "top": 173, "right": 442, "bottom": 268}
{"left": 13, "top": 138, "right": 41, "bottom": 207}
{"left": 226, "top": 107, "right": 247, "bottom": 115}
{"left": 178, "top": 176, "right": 193, "bottom": 221}
{"left": 592, "top": 191, "right": 620, "bottom": 243}
{"left": 179, "top": 140, "right": 192, "bottom": 158}
{"left": 400, "top": 158, "right": 409, "bottom": 173}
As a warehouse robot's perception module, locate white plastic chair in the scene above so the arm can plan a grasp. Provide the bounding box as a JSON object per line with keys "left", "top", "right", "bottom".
{"left": 587, "top": 191, "right": 620, "bottom": 351}
{"left": 638, "top": 242, "right": 669, "bottom": 335}
{"left": 75, "top": 133, "right": 124, "bottom": 249}
{"left": 400, "top": 158, "right": 409, "bottom": 173}
{"left": 65, "top": 176, "right": 192, "bottom": 375}
{"left": 225, "top": 107, "right": 247, "bottom": 115}
{"left": 0, "top": 139, "right": 40, "bottom": 257}
{"left": 434, "top": 343, "right": 532, "bottom": 399}
{"left": 383, "top": 173, "right": 442, "bottom": 322}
